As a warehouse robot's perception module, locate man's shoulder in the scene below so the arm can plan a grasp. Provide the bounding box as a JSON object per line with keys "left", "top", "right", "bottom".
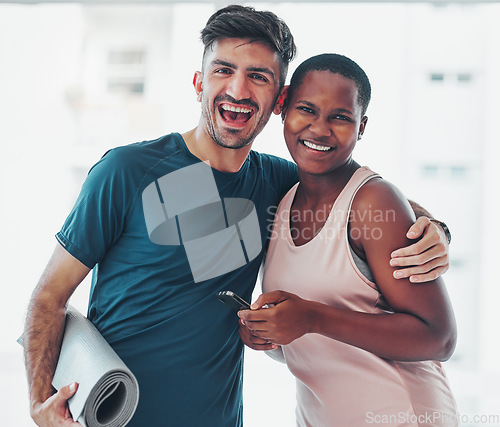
{"left": 247, "top": 150, "right": 298, "bottom": 196}
{"left": 83, "top": 133, "right": 188, "bottom": 192}
{"left": 104, "top": 133, "right": 183, "bottom": 164}
{"left": 91, "top": 133, "right": 185, "bottom": 175}
{"left": 248, "top": 150, "right": 296, "bottom": 172}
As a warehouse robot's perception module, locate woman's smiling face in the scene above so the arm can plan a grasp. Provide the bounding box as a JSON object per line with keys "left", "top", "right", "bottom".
{"left": 283, "top": 70, "right": 367, "bottom": 176}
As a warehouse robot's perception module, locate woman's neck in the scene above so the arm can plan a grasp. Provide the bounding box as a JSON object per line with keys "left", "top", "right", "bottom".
{"left": 295, "top": 160, "right": 360, "bottom": 210}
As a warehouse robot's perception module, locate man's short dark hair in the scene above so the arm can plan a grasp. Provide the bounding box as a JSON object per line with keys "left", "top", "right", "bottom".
{"left": 200, "top": 5, "right": 296, "bottom": 88}
{"left": 287, "top": 53, "right": 371, "bottom": 116}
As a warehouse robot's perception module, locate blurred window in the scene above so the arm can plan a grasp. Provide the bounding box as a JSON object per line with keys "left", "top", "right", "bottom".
{"left": 107, "top": 49, "right": 146, "bottom": 95}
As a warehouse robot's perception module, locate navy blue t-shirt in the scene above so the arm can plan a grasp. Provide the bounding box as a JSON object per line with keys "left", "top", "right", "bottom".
{"left": 56, "top": 133, "right": 298, "bottom": 426}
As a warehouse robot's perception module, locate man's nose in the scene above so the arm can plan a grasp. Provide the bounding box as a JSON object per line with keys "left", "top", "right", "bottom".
{"left": 226, "top": 73, "right": 251, "bottom": 101}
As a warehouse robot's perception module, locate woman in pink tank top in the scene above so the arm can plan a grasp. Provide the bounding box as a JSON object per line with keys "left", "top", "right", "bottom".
{"left": 239, "top": 54, "right": 459, "bottom": 426}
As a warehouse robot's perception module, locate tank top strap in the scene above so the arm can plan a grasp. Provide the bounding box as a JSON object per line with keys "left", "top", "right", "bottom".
{"left": 329, "top": 166, "right": 381, "bottom": 229}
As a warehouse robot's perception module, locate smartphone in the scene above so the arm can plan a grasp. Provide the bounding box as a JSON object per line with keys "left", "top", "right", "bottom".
{"left": 216, "top": 290, "right": 251, "bottom": 311}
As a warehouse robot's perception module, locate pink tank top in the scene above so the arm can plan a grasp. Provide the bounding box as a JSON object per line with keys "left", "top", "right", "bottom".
{"left": 263, "top": 167, "right": 459, "bottom": 427}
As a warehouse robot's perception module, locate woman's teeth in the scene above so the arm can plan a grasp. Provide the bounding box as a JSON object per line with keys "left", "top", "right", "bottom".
{"left": 302, "top": 140, "right": 332, "bottom": 152}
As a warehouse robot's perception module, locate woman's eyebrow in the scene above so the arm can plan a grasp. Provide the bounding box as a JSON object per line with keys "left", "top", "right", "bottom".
{"left": 296, "top": 100, "right": 316, "bottom": 108}
{"left": 296, "top": 100, "right": 354, "bottom": 115}
{"left": 331, "top": 108, "right": 354, "bottom": 115}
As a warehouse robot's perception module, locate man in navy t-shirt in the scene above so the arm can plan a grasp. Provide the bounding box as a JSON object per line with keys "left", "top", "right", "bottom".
{"left": 55, "top": 134, "right": 297, "bottom": 426}
{"left": 23, "top": 5, "right": 451, "bottom": 427}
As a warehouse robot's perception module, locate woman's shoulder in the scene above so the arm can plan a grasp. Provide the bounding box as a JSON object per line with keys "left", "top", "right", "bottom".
{"left": 351, "top": 175, "right": 415, "bottom": 227}
{"left": 355, "top": 175, "right": 411, "bottom": 210}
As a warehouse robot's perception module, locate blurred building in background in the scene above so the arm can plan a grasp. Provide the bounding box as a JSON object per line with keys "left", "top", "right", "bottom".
{"left": 1, "top": 2, "right": 499, "bottom": 426}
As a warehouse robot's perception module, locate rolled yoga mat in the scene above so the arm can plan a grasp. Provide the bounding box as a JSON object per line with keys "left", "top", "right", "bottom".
{"left": 20, "top": 305, "right": 139, "bottom": 427}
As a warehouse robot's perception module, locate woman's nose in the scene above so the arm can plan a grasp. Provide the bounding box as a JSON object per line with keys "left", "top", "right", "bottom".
{"left": 309, "top": 118, "right": 332, "bottom": 137}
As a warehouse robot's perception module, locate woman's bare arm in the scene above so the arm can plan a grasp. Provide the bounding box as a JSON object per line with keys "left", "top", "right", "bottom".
{"left": 239, "top": 179, "right": 457, "bottom": 361}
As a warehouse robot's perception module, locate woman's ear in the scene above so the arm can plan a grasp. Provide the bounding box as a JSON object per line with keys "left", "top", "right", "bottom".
{"left": 357, "top": 116, "right": 368, "bottom": 140}
{"left": 193, "top": 71, "right": 203, "bottom": 102}
{"left": 273, "top": 86, "right": 289, "bottom": 115}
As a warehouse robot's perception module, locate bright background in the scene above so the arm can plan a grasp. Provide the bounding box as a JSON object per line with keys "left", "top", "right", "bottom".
{"left": 1, "top": 1, "right": 499, "bottom": 425}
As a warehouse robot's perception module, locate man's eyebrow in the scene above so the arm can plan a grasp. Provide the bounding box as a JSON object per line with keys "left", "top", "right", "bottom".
{"left": 248, "top": 67, "right": 276, "bottom": 82}
{"left": 210, "top": 60, "right": 276, "bottom": 82}
{"left": 212, "top": 59, "right": 236, "bottom": 69}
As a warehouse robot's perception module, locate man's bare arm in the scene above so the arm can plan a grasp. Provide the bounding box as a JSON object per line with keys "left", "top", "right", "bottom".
{"left": 408, "top": 199, "right": 433, "bottom": 220}
{"left": 391, "top": 200, "right": 450, "bottom": 283}
{"left": 24, "top": 244, "right": 91, "bottom": 425}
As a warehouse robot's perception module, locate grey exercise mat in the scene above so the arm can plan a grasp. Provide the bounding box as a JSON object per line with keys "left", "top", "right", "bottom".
{"left": 20, "top": 306, "right": 139, "bottom": 426}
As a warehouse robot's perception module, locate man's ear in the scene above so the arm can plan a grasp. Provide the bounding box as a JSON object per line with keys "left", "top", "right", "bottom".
{"left": 358, "top": 116, "right": 368, "bottom": 140}
{"left": 193, "top": 71, "right": 203, "bottom": 101}
{"left": 273, "top": 86, "right": 289, "bottom": 115}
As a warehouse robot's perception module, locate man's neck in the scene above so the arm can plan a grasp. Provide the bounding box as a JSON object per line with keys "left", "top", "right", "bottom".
{"left": 182, "top": 127, "right": 253, "bottom": 173}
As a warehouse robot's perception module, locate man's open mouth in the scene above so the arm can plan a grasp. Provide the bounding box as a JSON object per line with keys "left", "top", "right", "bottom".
{"left": 219, "top": 103, "right": 254, "bottom": 125}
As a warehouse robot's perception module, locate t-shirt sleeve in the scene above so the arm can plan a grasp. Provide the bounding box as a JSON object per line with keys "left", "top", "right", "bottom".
{"left": 56, "top": 148, "right": 135, "bottom": 268}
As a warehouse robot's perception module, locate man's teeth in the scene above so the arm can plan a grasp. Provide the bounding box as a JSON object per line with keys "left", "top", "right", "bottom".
{"left": 221, "top": 104, "right": 252, "bottom": 114}
{"left": 302, "top": 140, "right": 332, "bottom": 152}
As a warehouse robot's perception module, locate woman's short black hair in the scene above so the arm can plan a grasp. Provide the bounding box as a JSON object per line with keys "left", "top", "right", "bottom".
{"left": 287, "top": 53, "right": 371, "bottom": 116}
{"left": 200, "top": 5, "right": 296, "bottom": 88}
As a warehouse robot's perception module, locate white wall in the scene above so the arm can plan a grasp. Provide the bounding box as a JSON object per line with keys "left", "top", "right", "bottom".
{"left": 1, "top": 2, "right": 499, "bottom": 426}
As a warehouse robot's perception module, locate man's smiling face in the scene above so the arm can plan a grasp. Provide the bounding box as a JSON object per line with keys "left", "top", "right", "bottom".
{"left": 194, "top": 38, "right": 282, "bottom": 150}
